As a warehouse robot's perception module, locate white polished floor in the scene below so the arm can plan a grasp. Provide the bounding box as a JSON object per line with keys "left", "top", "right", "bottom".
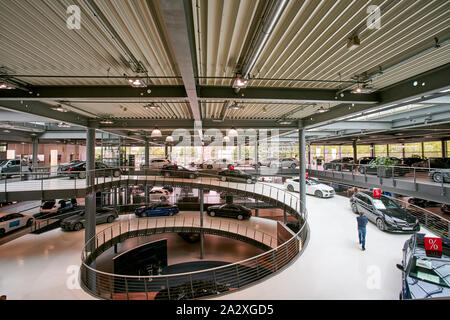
{"left": 0, "top": 194, "right": 436, "bottom": 300}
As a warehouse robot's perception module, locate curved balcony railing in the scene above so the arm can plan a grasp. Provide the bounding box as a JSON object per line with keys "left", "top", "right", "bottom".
{"left": 78, "top": 168, "right": 308, "bottom": 300}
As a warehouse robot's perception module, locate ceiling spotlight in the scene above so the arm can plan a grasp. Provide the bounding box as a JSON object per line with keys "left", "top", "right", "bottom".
{"left": 165, "top": 136, "right": 174, "bottom": 143}
{"left": 228, "top": 127, "right": 238, "bottom": 137}
{"left": 232, "top": 74, "right": 248, "bottom": 89}
{"left": 52, "top": 105, "right": 68, "bottom": 112}
{"left": 262, "top": 106, "right": 267, "bottom": 113}
{"left": 99, "top": 119, "right": 114, "bottom": 125}
{"left": 347, "top": 34, "right": 360, "bottom": 51}
{"left": 278, "top": 119, "right": 293, "bottom": 125}
{"left": 351, "top": 85, "right": 374, "bottom": 94}
{"left": 127, "top": 77, "right": 147, "bottom": 88}
{"left": 223, "top": 136, "right": 230, "bottom": 143}
{"left": 57, "top": 122, "right": 71, "bottom": 128}
{"left": 143, "top": 103, "right": 161, "bottom": 110}
{"left": 151, "top": 127, "right": 162, "bottom": 137}
{"left": 0, "top": 82, "right": 14, "bottom": 89}
{"left": 228, "top": 103, "right": 245, "bottom": 111}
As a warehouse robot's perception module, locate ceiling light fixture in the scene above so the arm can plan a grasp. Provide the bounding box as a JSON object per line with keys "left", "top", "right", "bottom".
{"left": 143, "top": 103, "right": 161, "bottom": 110}
{"left": 278, "top": 119, "right": 292, "bottom": 125}
{"left": 223, "top": 136, "right": 230, "bottom": 143}
{"left": 347, "top": 34, "right": 360, "bottom": 51}
{"left": 165, "top": 136, "right": 174, "bottom": 143}
{"left": 57, "top": 122, "right": 71, "bottom": 128}
{"left": 51, "top": 105, "right": 68, "bottom": 113}
{"left": 232, "top": 74, "right": 248, "bottom": 89}
{"left": 316, "top": 106, "right": 327, "bottom": 113}
{"left": 350, "top": 84, "right": 375, "bottom": 94}
{"left": 151, "top": 127, "right": 162, "bottom": 137}
{"left": 127, "top": 77, "right": 147, "bottom": 88}
{"left": 0, "top": 82, "right": 14, "bottom": 89}
{"left": 228, "top": 103, "right": 245, "bottom": 111}
{"left": 99, "top": 119, "right": 114, "bottom": 125}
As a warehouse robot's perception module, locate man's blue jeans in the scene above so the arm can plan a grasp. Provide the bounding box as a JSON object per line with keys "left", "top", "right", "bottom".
{"left": 358, "top": 227, "right": 366, "bottom": 249}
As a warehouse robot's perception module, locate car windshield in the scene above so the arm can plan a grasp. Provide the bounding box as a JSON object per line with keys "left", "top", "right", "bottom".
{"left": 307, "top": 179, "right": 319, "bottom": 185}
{"left": 409, "top": 257, "right": 450, "bottom": 288}
{"left": 372, "top": 197, "right": 401, "bottom": 210}
{"left": 42, "top": 201, "right": 55, "bottom": 209}
{"left": 0, "top": 160, "right": 8, "bottom": 166}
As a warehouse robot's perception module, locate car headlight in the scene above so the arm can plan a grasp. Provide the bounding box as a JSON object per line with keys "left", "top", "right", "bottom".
{"left": 384, "top": 215, "right": 395, "bottom": 225}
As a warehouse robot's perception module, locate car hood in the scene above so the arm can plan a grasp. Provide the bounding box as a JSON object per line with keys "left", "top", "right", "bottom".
{"left": 406, "top": 276, "right": 450, "bottom": 299}
{"left": 62, "top": 215, "right": 84, "bottom": 224}
{"left": 382, "top": 208, "right": 416, "bottom": 224}
{"left": 314, "top": 184, "right": 334, "bottom": 192}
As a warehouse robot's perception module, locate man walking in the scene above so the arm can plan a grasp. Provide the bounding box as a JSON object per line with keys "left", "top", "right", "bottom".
{"left": 357, "top": 212, "right": 368, "bottom": 251}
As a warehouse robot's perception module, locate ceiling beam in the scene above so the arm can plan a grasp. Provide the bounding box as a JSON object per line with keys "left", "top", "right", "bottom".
{"left": 318, "top": 121, "right": 392, "bottom": 130}
{"left": 158, "top": 0, "right": 201, "bottom": 121}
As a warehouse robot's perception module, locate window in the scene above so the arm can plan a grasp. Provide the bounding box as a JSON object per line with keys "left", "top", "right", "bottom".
{"left": 424, "top": 141, "right": 443, "bottom": 158}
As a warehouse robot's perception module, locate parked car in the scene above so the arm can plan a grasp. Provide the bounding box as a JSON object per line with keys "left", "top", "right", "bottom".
{"left": 324, "top": 157, "right": 354, "bottom": 171}
{"left": 0, "top": 159, "right": 26, "bottom": 178}
{"left": 177, "top": 232, "right": 201, "bottom": 243}
{"left": 402, "top": 157, "right": 425, "bottom": 167}
{"left": 60, "top": 207, "right": 118, "bottom": 231}
{"left": 358, "top": 157, "right": 409, "bottom": 176}
{"left": 259, "top": 158, "right": 277, "bottom": 167}
{"left": 0, "top": 212, "right": 34, "bottom": 236}
{"left": 135, "top": 203, "right": 179, "bottom": 217}
{"left": 357, "top": 157, "right": 375, "bottom": 165}
{"left": 396, "top": 233, "right": 450, "bottom": 299}
{"left": 149, "top": 188, "right": 170, "bottom": 201}
{"left": 34, "top": 199, "right": 76, "bottom": 219}
{"left": 59, "top": 161, "right": 122, "bottom": 179}
{"left": 429, "top": 169, "right": 450, "bottom": 183}
{"left": 149, "top": 158, "right": 171, "bottom": 169}
{"left": 350, "top": 191, "right": 420, "bottom": 232}
{"left": 218, "top": 169, "right": 257, "bottom": 184}
{"left": 161, "top": 165, "right": 199, "bottom": 179}
{"left": 197, "top": 159, "right": 231, "bottom": 169}
{"left": 206, "top": 203, "right": 252, "bottom": 220}
{"left": 284, "top": 177, "right": 335, "bottom": 198}
{"left": 407, "top": 198, "right": 440, "bottom": 208}
{"left": 441, "top": 204, "right": 450, "bottom": 215}
{"left": 270, "top": 158, "right": 299, "bottom": 169}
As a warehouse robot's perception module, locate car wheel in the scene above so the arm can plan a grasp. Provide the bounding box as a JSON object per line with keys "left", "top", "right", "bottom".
{"left": 314, "top": 190, "right": 323, "bottom": 198}
{"left": 113, "top": 170, "right": 121, "bottom": 177}
{"left": 237, "top": 214, "right": 243, "bottom": 220}
{"left": 26, "top": 219, "right": 33, "bottom": 227}
{"left": 107, "top": 216, "right": 114, "bottom": 223}
{"left": 160, "top": 196, "right": 167, "bottom": 201}
{"left": 351, "top": 203, "right": 358, "bottom": 214}
{"left": 290, "top": 163, "right": 296, "bottom": 169}
{"left": 209, "top": 211, "right": 216, "bottom": 217}
{"left": 74, "top": 223, "right": 83, "bottom": 231}
{"left": 376, "top": 218, "right": 385, "bottom": 231}
{"left": 359, "top": 167, "right": 366, "bottom": 174}
{"left": 432, "top": 173, "right": 443, "bottom": 183}
{"left": 221, "top": 176, "right": 226, "bottom": 182}
{"left": 78, "top": 172, "right": 86, "bottom": 179}
{"left": 246, "top": 178, "right": 252, "bottom": 184}
{"left": 287, "top": 185, "right": 295, "bottom": 192}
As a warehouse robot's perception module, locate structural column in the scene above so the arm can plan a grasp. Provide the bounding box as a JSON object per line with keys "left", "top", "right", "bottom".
{"left": 441, "top": 139, "right": 447, "bottom": 158}
{"left": 85, "top": 127, "right": 97, "bottom": 247}
{"left": 32, "top": 136, "right": 38, "bottom": 172}
{"left": 199, "top": 188, "right": 204, "bottom": 259}
{"left": 352, "top": 140, "right": 357, "bottom": 163}
{"left": 255, "top": 131, "right": 259, "bottom": 174}
{"left": 370, "top": 143, "right": 375, "bottom": 158}
{"left": 165, "top": 144, "right": 168, "bottom": 159}
{"left": 298, "top": 121, "right": 306, "bottom": 215}
{"left": 144, "top": 139, "right": 149, "bottom": 168}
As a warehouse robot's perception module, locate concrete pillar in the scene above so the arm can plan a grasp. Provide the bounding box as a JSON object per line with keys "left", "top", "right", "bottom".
{"left": 352, "top": 140, "right": 357, "bottom": 163}
{"left": 441, "top": 139, "right": 447, "bottom": 158}
{"left": 199, "top": 188, "right": 204, "bottom": 259}
{"left": 85, "top": 127, "right": 96, "bottom": 246}
{"left": 165, "top": 144, "right": 168, "bottom": 159}
{"left": 370, "top": 143, "right": 375, "bottom": 158}
{"left": 298, "top": 121, "right": 306, "bottom": 215}
{"left": 144, "top": 139, "right": 149, "bottom": 168}
{"left": 421, "top": 142, "right": 425, "bottom": 159}
{"left": 255, "top": 132, "right": 259, "bottom": 173}
{"left": 386, "top": 144, "right": 390, "bottom": 157}
{"left": 402, "top": 143, "right": 406, "bottom": 159}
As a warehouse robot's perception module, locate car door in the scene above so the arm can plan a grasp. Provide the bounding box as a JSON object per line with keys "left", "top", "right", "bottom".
{"left": 5, "top": 213, "right": 24, "bottom": 231}
{"left": 355, "top": 194, "right": 369, "bottom": 215}
{"left": 363, "top": 197, "right": 378, "bottom": 222}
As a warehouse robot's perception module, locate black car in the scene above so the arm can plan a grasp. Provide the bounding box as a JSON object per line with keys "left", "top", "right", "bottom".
{"left": 441, "top": 204, "right": 450, "bottom": 215}
{"left": 161, "top": 165, "right": 198, "bottom": 179}
{"left": 206, "top": 203, "right": 252, "bottom": 220}
{"left": 323, "top": 157, "right": 354, "bottom": 171}
{"left": 407, "top": 198, "right": 440, "bottom": 208}
{"left": 60, "top": 207, "right": 119, "bottom": 231}
{"left": 350, "top": 191, "right": 420, "bottom": 232}
{"left": 402, "top": 157, "right": 425, "bottom": 167}
{"left": 59, "top": 161, "right": 122, "bottom": 179}
{"left": 357, "top": 157, "right": 375, "bottom": 165}
{"left": 396, "top": 233, "right": 450, "bottom": 299}
{"left": 217, "top": 169, "right": 257, "bottom": 184}
{"left": 358, "top": 157, "right": 410, "bottom": 176}
{"left": 177, "top": 232, "right": 201, "bottom": 243}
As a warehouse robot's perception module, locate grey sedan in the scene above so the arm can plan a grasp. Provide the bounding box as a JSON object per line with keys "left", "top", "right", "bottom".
{"left": 60, "top": 207, "right": 118, "bottom": 231}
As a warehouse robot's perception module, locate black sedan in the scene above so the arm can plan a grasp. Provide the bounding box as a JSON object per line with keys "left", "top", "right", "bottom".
{"left": 161, "top": 165, "right": 199, "bottom": 179}
{"left": 323, "top": 157, "right": 354, "bottom": 171}
{"left": 217, "top": 169, "right": 257, "bottom": 184}
{"left": 59, "top": 161, "right": 122, "bottom": 179}
{"left": 60, "top": 207, "right": 118, "bottom": 231}
{"left": 396, "top": 233, "right": 450, "bottom": 299}
{"left": 350, "top": 191, "right": 420, "bottom": 232}
{"left": 206, "top": 203, "right": 252, "bottom": 220}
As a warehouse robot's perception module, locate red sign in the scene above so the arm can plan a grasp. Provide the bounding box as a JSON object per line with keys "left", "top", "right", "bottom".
{"left": 306, "top": 173, "right": 309, "bottom": 179}
{"left": 424, "top": 237, "right": 442, "bottom": 258}
{"left": 373, "top": 188, "right": 381, "bottom": 199}
{"left": 229, "top": 165, "right": 234, "bottom": 170}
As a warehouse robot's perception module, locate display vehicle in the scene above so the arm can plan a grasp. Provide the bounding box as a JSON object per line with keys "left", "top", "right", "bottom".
{"left": 0, "top": 212, "right": 34, "bottom": 236}
{"left": 218, "top": 169, "right": 257, "bottom": 184}
{"left": 135, "top": 203, "right": 179, "bottom": 217}
{"left": 323, "top": 157, "right": 354, "bottom": 171}
{"left": 428, "top": 169, "right": 450, "bottom": 183}
{"left": 149, "top": 158, "right": 171, "bottom": 168}
{"left": 206, "top": 203, "right": 252, "bottom": 220}
{"left": 350, "top": 191, "right": 420, "bottom": 232}
{"left": 269, "top": 157, "right": 299, "bottom": 169}
{"left": 60, "top": 207, "right": 118, "bottom": 231}
{"left": 284, "top": 177, "right": 335, "bottom": 198}
{"left": 149, "top": 188, "right": 170, "bottom": 201}
{"left": 59, "top": 161, "right": 122, "bottom": 179}
{"left": 35, "top": 199, "right": 75, "bottom": 218}
{"left": 161, "top": 165, "right": 199, "bottom": 179}
{"left": 396, "top": 233, "right": 450, "bottom": 299}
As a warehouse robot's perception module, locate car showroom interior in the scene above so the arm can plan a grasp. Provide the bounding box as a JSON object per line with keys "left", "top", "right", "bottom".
{"left": 0, "top": 0, "right": 449, "bottom": 302}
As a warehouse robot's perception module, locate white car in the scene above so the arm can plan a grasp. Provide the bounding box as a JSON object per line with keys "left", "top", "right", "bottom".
{"left": 270, "top": 158, "right": 299, "bottom": 169}
{"left": 198, "top": 159, "right": 231, "bottom": 169}
{"left": 38, "top": 199, "right": 74, "bottom": 217}
{"left": 284, "top": 177, "right": 335, "bottom": 198}
{"left": 0, "top": 212, "right": 34, "bottom": 236}
{"left": 150, "top": 158, "right": 171, "bottom": 169}
{"left": 149, "top": 189, "right": 170, "bottom": 201}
